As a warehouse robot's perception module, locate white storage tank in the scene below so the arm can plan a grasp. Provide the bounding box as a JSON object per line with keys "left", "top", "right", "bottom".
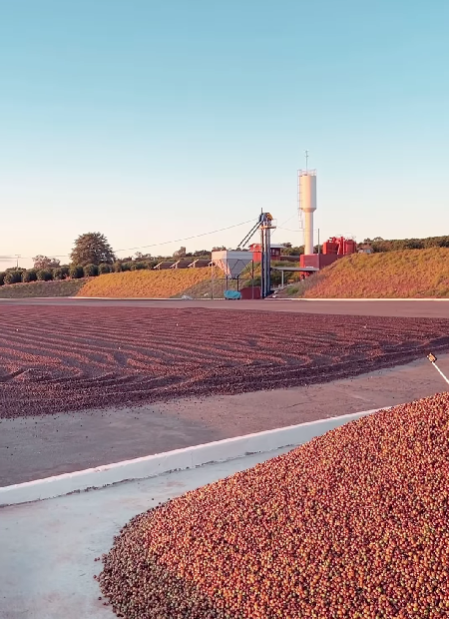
{"left": 299, "top": 171, "right": 317, "bottom": 256}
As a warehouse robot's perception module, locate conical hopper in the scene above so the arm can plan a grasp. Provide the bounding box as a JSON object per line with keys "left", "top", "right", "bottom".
{"left": 211, "top": 250, "right": 253, "bottom": 278}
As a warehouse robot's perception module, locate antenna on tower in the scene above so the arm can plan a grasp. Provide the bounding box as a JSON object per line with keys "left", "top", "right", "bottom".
{"left": 305, "top": 150, "right": 309, "bottom": 172}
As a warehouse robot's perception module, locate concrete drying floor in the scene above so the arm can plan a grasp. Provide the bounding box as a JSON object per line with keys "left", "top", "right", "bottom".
{"left": 0, "top": 447, "right": 292, "bottom": 619}
{"left": 2, "top": 353, "right": 449, "bottom": 486}
{"left": 2, "top": 297, "right": 449, "bottom": 318}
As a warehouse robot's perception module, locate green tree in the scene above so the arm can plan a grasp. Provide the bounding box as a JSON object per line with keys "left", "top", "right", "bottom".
{"left": 22, "top": 269, "right": 38, "bottom": 283}
{"left": 33, "top": 255, "right": 60, "bottom": 270}
{"left": 69, "top": 265, "right": 84, "bottom": 279}
{"left": 53, "top": 267, "right": 68, "bottom": 280}
{"left": 173, "top": 246, "right": 187, "bottom": 259}
{"left": 83, "top": 263, "right": 99, "bottom": 277}
{"left": 36, "top": 269, "right": 53, "bottom": 281}
{"left": 70, "top": 232, "right": 115, "bottom": 266}
{"left": 131, "top": 261, "right": 148, "bottom": 270}
{"left": 98, "top": 263, "right": 112, "bottom": 274}
{"left": 4, "top": 270, "right": 23, "bottom": 284}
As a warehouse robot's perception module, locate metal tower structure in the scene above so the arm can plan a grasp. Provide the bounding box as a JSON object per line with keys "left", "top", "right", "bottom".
{"left": 238, "top": 211, "right": 276, "bottom": 298}
{"left": 259, "top": 212, "right": 275, "bottom": 299}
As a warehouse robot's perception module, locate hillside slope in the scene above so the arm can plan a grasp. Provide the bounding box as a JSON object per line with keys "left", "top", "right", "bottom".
{"left": 292, "top": 248, "right": 449, "bottom": 298}
{"left": 0, "top": 279, "right": 84, "bottom": 298}
{"left": 77, "top": 268, "right": 216, "bottom": 298}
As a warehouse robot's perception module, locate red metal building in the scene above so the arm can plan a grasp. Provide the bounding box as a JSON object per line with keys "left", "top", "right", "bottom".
{"left": 300, "top": 253, "right": 339, "bottom": 270}
{"left": 299, "top": 237, "right": 357, "bottom": 275}
{"left": 249, "top": 243, "right": 284, "bottom": 262}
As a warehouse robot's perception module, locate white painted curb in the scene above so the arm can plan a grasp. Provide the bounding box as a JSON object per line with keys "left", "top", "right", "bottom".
{"left": 0, "top": 408, "right": 386, "bottom": 507}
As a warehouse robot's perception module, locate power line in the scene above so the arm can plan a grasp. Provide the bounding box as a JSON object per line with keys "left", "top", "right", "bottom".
{"left": 277, "top": 214, "right": 298, "bottom": 228}
{"left": 276, "top": 226, "right": 302, "bottom": 233}
{"left": 112, "top": 219, "right": 256, "bottom": 254}
{"left": 0, "top": 218, "right": 256, "bottom": 261}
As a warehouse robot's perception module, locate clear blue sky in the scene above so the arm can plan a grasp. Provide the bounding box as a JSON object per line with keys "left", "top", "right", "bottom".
{"left": 1, "top": 0, "right": 448, "bottom": 268}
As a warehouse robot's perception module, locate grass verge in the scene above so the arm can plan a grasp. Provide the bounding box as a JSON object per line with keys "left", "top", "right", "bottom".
{"left": 288, "top": 248, "right": 449, "bottom": 298}
{"left": 77, "top": 269, "right": 216, "bottom": 298}
{"left": 0, "top": 279, "right": 85, "bottom": 298}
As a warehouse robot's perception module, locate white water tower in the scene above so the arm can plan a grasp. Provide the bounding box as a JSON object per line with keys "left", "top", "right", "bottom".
{"left": 299, "top": 170, "right": 317, "bottom": 255}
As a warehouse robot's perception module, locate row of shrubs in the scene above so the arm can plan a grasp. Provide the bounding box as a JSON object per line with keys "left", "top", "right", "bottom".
{"left": 0, "top": 260, "right": 165, "bottom": 286}
{"left": 371, "top": 236, "right": 449, "bottom": 253}
{"left": 0, "top": 263, "right": 110, "bottom": 286}
{"left": 114, "top": 260, "right": 159, "bottom": 272}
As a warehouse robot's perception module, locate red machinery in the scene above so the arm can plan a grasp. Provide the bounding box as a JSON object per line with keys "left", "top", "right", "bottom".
{"left": 300, "top": 236, "right": 357, "bottom": 274}
{"left": 322, "top": 236, "right": 357, "bottom": 256}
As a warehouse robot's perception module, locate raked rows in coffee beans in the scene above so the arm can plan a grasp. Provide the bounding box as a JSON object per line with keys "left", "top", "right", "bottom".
{"left": 1, "top": 305, "right": 449, "bottom": 418}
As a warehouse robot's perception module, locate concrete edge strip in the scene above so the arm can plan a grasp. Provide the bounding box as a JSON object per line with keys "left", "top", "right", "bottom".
{"left": 0, "top": 408, "right": 387, "bottom": 507}
{"left": 73, "top": 297, "right": 199, "bottom": 301}
{"left": 288, "top": 298, "right": 449, "bottom": 302}
{"left": 67, "top": 297, "right": 449, "bottom": 302}
{"left": 0, "top": 297, "right": 447, "bottom": 302}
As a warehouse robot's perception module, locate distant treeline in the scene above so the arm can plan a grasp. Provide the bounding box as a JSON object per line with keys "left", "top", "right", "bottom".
{"left": 0, "top": 256, "right": 216, "bottom": 287}
{"left": 367, "top": 236, "right": 449, "bottom": 253}
{"left": 282, "top": 237, "right": 449, "bottom": 255}
{"left": 0, "top": 261, "right": 159, "bottom": 286}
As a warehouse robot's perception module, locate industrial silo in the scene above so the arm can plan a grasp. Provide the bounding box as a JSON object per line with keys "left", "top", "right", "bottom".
{"left": 299, "top": 170, "right": 317, "bottom": 256}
